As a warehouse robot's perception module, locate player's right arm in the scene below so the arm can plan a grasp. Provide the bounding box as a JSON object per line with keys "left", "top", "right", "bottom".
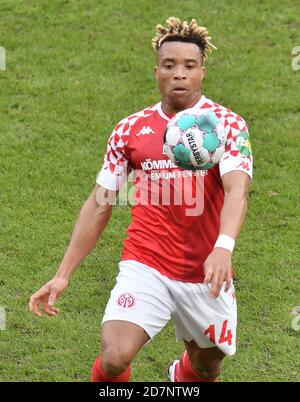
{"left": 29, "top": 184, "right": 115, "bottom": 318}
{"left": 29, "top": 118, "right": 131, "bottom": 318}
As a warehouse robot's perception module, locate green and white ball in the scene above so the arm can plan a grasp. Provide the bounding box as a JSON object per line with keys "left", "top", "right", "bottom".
{"left": 164, "top": 109, "right": 226, "bottom": 170}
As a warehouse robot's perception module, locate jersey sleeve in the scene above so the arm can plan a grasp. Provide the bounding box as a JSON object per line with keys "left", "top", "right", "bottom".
{"left": 219, "top": 115, "right": 253, "bottom": 180}
{"left": 96, "top": 120, "right": 131, "bottom": 191}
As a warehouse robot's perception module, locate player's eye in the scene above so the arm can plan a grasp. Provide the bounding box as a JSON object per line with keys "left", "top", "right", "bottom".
{"left": 165, "top": 64, "right": 173, "bottom": 69}
{"left": 186, "top": 65, "right": 195, "bottom": 69}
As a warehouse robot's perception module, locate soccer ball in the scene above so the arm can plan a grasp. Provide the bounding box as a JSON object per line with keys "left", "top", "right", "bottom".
{"left": 164, "top": 109, "right": 226, "bottom": 170}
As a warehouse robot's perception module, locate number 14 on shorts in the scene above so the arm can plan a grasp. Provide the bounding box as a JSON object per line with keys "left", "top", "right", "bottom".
{"left": 204, "top": 320, "right": 233, "bottom": 346}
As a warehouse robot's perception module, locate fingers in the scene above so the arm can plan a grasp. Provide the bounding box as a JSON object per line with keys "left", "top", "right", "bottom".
{"left": 29, "top": 278, "right": 67, "bottom": 318}
{"left": 204, "top": 268, "right": 213, "bottom": 285}
{"left": 29, "top": 287, "right": 48, "bottom": 316}
{"left": 204, "top": 249, "right": 232, "bottom": 298}
{"left": 209, "top": 277, "right": 224, "bottom": 298}
{"left": 204, "top": 265, "right": 230, "bottom": 298}
{"left": 29, "top": 286, "right": 60, "bottom": 318}
{"left": 29, "top": 296, "right": 59, "bottom": 318}
{"left": 29, "top": 296, "right": 42, "bottom": 318}
{"left": 41, "top": 302, "right": 59, "bottom": 317}
{"left": 204, "top": 264, "right": 222, "bottom": 298}
{"left": 48, "top": 290, "right": 58, "bottom": 307}
{"left": 224, "top": 272, "right": 232, "bottom": 293}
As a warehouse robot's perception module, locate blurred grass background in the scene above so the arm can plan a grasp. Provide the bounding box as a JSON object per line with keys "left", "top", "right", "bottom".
{"left": 0, "top": 0, "right": 299, "bottom": 381}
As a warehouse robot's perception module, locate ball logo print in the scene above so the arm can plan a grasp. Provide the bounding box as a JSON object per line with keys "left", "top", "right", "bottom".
{"left": 117, "top": 293, "right": 135, "bottom": 308}
{"left": 164, "top": 110, "right": 226, "bottom": 171}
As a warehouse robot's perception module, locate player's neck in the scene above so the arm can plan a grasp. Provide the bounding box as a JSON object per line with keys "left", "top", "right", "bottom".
{"left": 161, "top": 93, "right": 202, "bottom": 115}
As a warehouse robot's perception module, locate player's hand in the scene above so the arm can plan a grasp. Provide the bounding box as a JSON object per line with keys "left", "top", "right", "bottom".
{"left": 203, "top": 248, "right": 232, "bottom": 298}
{"left": 29, "top": 277, "right": 69, "bottom": 318}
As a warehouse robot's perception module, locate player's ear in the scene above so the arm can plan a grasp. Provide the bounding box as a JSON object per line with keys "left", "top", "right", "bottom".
{"left": 200, "top": 65, "right": 206, "bottom": 81}
{"left": 154, "top": 66, "right": 159, "bottom": 81}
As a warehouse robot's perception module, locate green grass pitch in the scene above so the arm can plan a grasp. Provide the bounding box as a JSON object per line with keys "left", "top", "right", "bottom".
{"left": 0, "top": 0, "right": 299, "bottom": 381}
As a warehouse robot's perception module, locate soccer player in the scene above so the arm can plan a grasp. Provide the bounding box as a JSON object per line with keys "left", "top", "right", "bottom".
{"left": 29, "top": 17, "right": 253, "bottom": 382}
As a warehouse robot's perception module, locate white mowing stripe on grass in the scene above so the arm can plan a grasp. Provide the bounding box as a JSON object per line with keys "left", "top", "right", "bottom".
{"left": 0, "top": 47, "right": 6, "bottom": 70}
{"left": 0, "top": 307, "right": 6, "bottom": 330}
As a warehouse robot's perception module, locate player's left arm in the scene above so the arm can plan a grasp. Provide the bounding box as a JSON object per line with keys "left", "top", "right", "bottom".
{"left": 204, "top": 111, "right": 253, "bottom": 298}
{"left": 204, "top": 171, "right": 250, "bottom": 298}
{"left": 219, "top": 170, "right": 250, "bottom": 241}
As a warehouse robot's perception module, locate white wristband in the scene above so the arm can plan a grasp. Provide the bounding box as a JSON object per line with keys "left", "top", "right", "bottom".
{"left": 214, "top": 234, "right": 235, "bottom": 253}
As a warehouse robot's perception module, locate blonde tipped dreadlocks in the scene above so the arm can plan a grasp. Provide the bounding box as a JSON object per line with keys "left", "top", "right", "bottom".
{"left": 152, "top": 17, "right": 217, "bottom": 60}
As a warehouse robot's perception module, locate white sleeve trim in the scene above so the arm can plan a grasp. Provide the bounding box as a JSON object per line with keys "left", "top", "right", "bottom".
{"left": 219, "top": 156, "right": 253, "bottom": 180}
{"left": 96, "top": 168, "right": 127, "bottom": 191}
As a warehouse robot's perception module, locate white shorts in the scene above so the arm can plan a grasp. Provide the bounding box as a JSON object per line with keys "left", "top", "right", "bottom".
{"left": 102, "top": 260, "right": 237, "bottom": 356}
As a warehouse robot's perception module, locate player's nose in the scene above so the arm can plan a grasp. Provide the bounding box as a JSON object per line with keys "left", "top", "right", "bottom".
{"left": 173, "top": 66, "right": 187, "bottom": 80}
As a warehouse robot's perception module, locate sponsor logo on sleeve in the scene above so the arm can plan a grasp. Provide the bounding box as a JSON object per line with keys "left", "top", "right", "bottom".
{"left": 237, "top": 159, "right": 251, "bottom": 171}
{"left": 236, "top": 131, "right": 252, "bottom": 156}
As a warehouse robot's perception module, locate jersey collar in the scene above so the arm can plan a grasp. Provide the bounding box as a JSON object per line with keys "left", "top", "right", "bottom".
{"left": 156, "top": 95, "right": 207, "bottom": 122}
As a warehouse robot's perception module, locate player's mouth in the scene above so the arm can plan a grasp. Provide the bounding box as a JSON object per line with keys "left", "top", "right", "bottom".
{"left": 172, "top": 87, "right": 188, "bottom": 94}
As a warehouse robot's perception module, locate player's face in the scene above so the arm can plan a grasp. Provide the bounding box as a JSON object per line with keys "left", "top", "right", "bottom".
{"left": 155, "top": 42, "right": 205, "bottom": 114}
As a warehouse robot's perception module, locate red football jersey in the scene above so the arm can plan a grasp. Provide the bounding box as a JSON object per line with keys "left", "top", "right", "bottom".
{"left": 96, "top": 96, "right": 253, "bottom": 282}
